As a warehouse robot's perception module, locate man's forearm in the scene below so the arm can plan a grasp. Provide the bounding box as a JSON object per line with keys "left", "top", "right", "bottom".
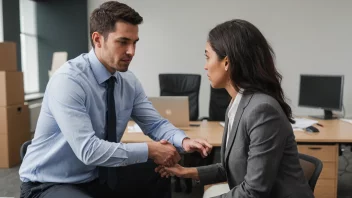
{"left": 80, "top": 138, "right": 148, "bottom": 167}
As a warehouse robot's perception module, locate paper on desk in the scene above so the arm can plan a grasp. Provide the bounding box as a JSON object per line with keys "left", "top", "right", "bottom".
{"left": 127, "top": 123, "right": 143, "bottom": 133}
{"left": 219, "top": 122, "right": 225, "bottom": 127}
{"left": 341, "top": 119, "right": 352, "bottom": 124}
{"left": 291, "top": 118, "right": 318, "bottom": 130}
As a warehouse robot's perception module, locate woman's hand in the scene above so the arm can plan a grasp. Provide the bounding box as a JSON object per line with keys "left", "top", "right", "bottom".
{"left": 155, "top": 164, "right": 199, "bottom": 180}
{"left": 155, "top": 164, "right": 185, "bottom": 178}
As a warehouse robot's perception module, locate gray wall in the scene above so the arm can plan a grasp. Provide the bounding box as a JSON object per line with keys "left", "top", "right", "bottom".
{"left": 0, "top": 0, "right": 3, "bottom": 41}
{"left": 2, "top": 0, "right": 21, "bottom": 70}
{"left": 89, "top": 0, "right": 352, "bottom": 118}
{"left": 36, "top": 0, "right": 88, "bottom": 92}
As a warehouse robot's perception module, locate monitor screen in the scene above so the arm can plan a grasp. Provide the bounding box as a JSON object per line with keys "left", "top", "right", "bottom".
{"left": 298, "top": 75, "right": 344, "bottom": 111}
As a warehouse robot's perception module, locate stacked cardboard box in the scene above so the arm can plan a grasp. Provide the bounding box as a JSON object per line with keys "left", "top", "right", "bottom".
{"left": 0, "top": 42, "right": 30, "bottom": 168}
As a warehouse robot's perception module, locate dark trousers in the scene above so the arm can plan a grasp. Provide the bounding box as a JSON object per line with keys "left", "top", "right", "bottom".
{"left": 20, "top": 160, "right": 171, "bottom": 198}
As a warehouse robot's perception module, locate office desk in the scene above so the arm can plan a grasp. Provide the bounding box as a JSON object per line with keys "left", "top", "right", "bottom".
{"left": 122, "top": 121, "right": 224, "bottom": 146}
{"left": 293, "top": 119, "right": 352, "bottom": 198}
{"left": 122, "top": 119, "right": 352, "bottom": 198}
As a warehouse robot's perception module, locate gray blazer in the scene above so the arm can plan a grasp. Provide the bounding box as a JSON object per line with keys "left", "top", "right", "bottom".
{"left": 197, "top": 92, "right": 314, "bottom": 198}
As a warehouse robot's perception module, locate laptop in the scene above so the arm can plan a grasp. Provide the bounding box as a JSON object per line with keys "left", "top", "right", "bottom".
{"left": 148, "top": 96, "right": 190, "bottom": 128}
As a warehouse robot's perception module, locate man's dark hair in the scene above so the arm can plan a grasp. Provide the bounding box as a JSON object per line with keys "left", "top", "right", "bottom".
{"left": 89, "top": 1, "right": 143, "bottom": 48}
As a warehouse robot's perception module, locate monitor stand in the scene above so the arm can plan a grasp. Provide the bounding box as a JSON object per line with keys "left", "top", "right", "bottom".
{"left": 310, "top": 110, "right": 336, "bottom": 120}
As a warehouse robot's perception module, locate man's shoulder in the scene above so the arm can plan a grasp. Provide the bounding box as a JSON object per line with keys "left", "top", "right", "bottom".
{"left": 52, "top": 53, "right": 90, "bottom": 80}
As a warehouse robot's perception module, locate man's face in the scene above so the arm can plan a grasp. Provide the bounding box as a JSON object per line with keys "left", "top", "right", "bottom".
{"left": 95, "top": 21, "right": 139, "bottom": 73}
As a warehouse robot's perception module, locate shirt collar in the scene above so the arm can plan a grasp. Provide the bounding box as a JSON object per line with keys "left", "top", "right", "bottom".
{"left": 228, "top": 88, "right": 244, "bottom": 116}
{"left": 88, "top": 49, "right": 118, "bottom": 85}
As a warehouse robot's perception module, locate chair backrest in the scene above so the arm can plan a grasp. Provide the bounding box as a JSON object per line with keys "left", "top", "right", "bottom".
{"left": 159, "top": 74, "right": 201, "bottom": 121}
{"left": 20, "top": 140, "right": 32, "bottom": 160}
{"left": 208, "top": 87, "right": 231, "bottom": 121}
{"left": 298, "top": 153, "right": 323, "bottom": 191}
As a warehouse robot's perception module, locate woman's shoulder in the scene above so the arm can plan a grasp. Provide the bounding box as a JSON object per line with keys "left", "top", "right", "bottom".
{"left": 242, "top": 92, "right": 292, "bottom": 127}
{"left": 245, "top": 92, "right": 282, "bottom": 112}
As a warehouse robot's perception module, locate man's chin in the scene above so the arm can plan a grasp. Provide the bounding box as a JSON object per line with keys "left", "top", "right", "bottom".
{"left": 118, "top": 68, "right": 128, "bottom": 72}
{"left": 116, "top": 64, "right": 129, "bottom": 72}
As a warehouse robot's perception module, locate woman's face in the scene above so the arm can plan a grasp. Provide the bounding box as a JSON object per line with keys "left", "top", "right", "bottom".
{"left": 204, "top": 42, "right": 229, "bottom": 88}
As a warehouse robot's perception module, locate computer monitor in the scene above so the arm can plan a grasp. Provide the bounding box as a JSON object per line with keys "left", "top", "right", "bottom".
{"left": 298, "top": 75, "right": 344, "bottom": 119}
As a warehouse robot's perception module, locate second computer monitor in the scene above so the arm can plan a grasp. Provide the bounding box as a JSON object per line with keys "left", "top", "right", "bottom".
{"left": 298, "top": 74, "right": 344, "bottom": 119}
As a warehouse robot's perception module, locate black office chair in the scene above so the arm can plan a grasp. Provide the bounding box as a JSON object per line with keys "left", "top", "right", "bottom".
{"left": 201, "top": 86, "right": 231, "bottom": 121}
{"left": 159, "top": 73, "right": 201, "bottom": 193}
{"left": 20, "top": 140, "right": 32, "bottom": 160}
{"left": 159, "top": 74, "right": 201, "bottom": 121}
{"left": 198, "top": 87, "right": 231, "bottom": 165}
{"left": 298, "top": 153, "right": 323, "bottom": 191}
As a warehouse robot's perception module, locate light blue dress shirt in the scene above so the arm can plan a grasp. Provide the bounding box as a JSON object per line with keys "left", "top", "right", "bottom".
{"left": 19, "top": 49, "right": 187, "bottom": 183}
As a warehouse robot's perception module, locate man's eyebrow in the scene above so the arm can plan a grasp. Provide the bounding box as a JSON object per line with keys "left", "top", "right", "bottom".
{"left": 117, "top": 37, "right": 139, "bottom": 42}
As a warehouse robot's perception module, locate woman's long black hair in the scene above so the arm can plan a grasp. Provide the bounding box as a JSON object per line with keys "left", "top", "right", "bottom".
{"left": 208, "top": 19, "right": 294, "bottom": 123}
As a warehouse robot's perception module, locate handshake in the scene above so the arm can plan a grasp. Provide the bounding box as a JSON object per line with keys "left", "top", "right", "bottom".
{"left": 147, "top": 138, "right": 212, "bottom": 179}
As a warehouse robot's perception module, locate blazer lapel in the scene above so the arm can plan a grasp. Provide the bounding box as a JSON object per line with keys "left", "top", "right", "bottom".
{"left": 224, "top": 92, "right": 254, "bottom": 164}
{"left": 221, "top": 106, "right": 230, "bottom": 166}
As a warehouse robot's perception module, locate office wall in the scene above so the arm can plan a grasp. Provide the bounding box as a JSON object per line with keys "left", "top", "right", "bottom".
{"left": 36, "top": 0, "right": 88, "bottom": 92}
{"left": 88, "top": 0, "right": 352, "bottom": 118}
{"left": 2, "top": 0, "right": 21, "bottom": 70}
{"left": 0, "top": 0, "right": 3, "bottom": 42}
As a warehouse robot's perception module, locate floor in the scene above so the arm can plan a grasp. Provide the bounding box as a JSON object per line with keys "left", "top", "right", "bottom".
{"left": 1, "top": 148, "right": 352, "bottom": 198}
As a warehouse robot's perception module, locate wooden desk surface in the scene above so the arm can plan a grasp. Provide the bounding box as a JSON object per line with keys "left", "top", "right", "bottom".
{"left": 122, "top": 119, "right": 352, "bottom": 146}
{"left": 294, "top": 118, "right": 352, "bottom": 143}
{"left": 122, "top": 121, "right": 224, "bottom": 146}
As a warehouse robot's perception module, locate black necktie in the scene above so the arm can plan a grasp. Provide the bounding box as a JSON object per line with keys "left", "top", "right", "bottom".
{"left": 99, "top": 76, "right": 117, "bottom": 189}
{"left": 106, "top": 76, "right": 117, "bottom": 143}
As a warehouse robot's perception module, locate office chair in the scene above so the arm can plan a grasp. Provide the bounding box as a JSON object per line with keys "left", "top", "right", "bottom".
{"left": 20, "top": 140, "right": 32, "bottom": 160}
{"left": 159, "top": 74, "right": 201, "bottom": 121}
{"left": 298, "top": 153, "right": 323, "bottom": 191}
{"left": 201, "top": 86, "right": 231, "bottom": 121}
{"left": 159, "top": 73, "right": 201, "bottom": 193}
{"left": 198, "top": 86, "right": 231, "bottom": 165}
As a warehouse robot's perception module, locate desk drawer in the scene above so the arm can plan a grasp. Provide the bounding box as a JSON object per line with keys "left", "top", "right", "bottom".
{"left": 297, "top": 145, "right": 337, "bottom": 162}
{"left": 320, "top": 162, "right": 336, "bottom": 179}
{"left": 314, "top": 178, "right": 336, "bottom": 198}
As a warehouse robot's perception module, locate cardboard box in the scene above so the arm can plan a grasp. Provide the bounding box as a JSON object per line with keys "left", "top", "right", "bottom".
{"left": 0, "top": 104, "right": 30, "bottom": 168}
{"left": 0, "top": 71, "right": 25, "bottom": 106}
{"left": 0, "top": 42, "right": 17, "bottom": 71}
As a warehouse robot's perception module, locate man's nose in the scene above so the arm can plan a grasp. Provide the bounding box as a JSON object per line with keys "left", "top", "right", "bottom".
{"left": 126, "top": 44, "right": 135, "bottom": 56}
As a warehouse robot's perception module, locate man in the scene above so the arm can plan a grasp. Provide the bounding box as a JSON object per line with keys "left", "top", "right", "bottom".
{"left": 19, "top": 1, "right": 212, "bottom": 198}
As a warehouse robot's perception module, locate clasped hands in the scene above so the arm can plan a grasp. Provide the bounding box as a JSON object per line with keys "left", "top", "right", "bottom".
{"left": 147, "top": 138, "right": 212, "bottom": 178}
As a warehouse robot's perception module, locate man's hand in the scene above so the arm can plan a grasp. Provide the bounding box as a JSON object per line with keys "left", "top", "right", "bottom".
{"left": 182, "top": 138, "right": 213, "bottom": 158}
{"left": 147, "top": 140, "right": 181, "bottom": 167}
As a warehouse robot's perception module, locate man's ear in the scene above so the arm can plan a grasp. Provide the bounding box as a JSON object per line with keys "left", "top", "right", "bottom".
{"left": 92, "top": 32, "right": 103, "bottom": 48}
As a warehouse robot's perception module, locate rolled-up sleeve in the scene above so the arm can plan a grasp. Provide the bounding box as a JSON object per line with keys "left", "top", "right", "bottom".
{"left": 48, "top": 73, "right": 148, "bottom": 167}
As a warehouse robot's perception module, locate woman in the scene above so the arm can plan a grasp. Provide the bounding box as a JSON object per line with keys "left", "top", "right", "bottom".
{"left": 156, "top": 19, "right": 314, "bottom": 198}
